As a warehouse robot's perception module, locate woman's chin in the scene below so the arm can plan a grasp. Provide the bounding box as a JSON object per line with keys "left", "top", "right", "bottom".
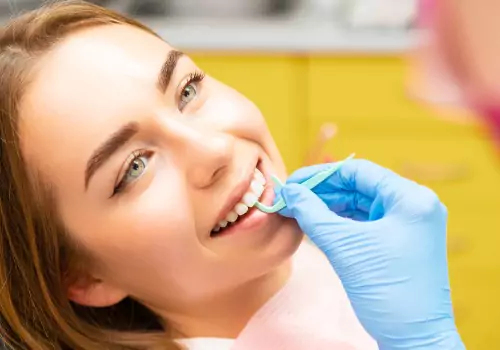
{"left": 222, "top": 219, "right": 303, "bottom": 289}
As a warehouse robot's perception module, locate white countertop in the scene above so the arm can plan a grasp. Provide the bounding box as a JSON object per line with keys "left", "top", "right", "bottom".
{"left": 0, "top": 15, "right": 419, "bottom": 53}
{"left": 145, "top": 17, "right": 418, "bottom": 53}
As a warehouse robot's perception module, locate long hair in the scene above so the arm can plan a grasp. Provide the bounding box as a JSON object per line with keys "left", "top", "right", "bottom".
{"left": 0, "top": 1, "right": 181, "bottom": 349}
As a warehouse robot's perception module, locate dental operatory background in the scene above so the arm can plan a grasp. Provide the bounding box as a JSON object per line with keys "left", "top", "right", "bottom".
{"left": 1, "top": 0, "right": 499, "bottom": 348}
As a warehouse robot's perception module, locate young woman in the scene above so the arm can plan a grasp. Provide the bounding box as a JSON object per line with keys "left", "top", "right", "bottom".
{"left": 0, "top": 1, "right": 375, "bottom": 349}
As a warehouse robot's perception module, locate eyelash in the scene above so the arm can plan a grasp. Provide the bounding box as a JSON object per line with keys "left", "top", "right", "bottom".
{"left": 179, "top": 70, "right": 206, "bottom": 110}
{"left": 112, "top": 150, "right": 151, "bottom": 196}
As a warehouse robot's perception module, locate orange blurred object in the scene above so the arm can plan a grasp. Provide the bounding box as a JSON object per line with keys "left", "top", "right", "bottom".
{"left": 304, "top": 123, "right": 337, "bottom": 166}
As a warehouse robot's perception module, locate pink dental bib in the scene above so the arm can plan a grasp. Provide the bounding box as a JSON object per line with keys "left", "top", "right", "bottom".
{"left": 231, "top": 242, "right": 377, "bottom": 350}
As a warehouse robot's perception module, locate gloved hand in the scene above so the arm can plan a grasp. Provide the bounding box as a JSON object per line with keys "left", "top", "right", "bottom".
{"left": 278, "top": 159, "right": 465, "bottom": 350}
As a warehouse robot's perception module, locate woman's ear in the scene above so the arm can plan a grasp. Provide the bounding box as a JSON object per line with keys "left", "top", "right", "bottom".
{"left": 67, "top": 273, "right": 127, "bottom": 307}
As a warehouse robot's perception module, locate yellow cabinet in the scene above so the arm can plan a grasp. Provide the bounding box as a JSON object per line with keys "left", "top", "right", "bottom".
{"left": 307, "top": 56, "right": 433, "bottom": 122}
{"left": 191, "top": 53, "right": 308, "bottom": 171}
{"left": 307, "top": 55, "right": 500, "bottom": 350}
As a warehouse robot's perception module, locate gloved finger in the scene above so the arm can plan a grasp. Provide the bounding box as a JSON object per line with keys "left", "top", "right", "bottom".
{"left": 315, "top": 190, "right": 373, "bottom": 214}
{"left": 286, "top": 163, "right": 334, "bottom": 185}
{"left": 280, "top": 207, "right": 369, "bottom": 222}
{"left": 280, "top": 183, "right": 358, "bottom": 251}
{"left": 286, "top": 159, "right": 419, "bottom": 217}
{"left": 286, "top": 159, "right": 410, "bottom": 201}
{"left": 331, "top": 159, "right": 418, "bottom": 210}
{"left": 337, "top": 210, "right": 370, "bottom": 222}
{"left": 286, "top": 162, "right": 364, "bottom": 197}
{"left": 278, "top": 189, "right": 373, "bottom": 218}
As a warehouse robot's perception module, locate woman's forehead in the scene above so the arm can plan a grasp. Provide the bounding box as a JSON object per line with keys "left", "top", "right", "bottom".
{"left": 19, "top": 25, "right": 172, "bottom": 183}
{"left": 40, "top": 25, "right": 172, "bottom": 93}
{"left": 24, "top": 25, "right": 173, "bottom": 129}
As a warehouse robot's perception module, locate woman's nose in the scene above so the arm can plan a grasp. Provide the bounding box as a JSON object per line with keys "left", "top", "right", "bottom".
{"left": 155, "top": 116, "right": 235, "bottom": 188}
{"left": 184, "top": 131, "right": 235, "bottom": 189}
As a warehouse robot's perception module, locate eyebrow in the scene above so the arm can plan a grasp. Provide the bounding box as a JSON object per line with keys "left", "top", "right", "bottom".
{"left": 157, "top": 50, "right": 185, "bottom": 93}
{"left": 84, "top": 122, "right": 139, "bottom": 190}
{"left": 84, "top": 50, "right": 185, "bottom": 190}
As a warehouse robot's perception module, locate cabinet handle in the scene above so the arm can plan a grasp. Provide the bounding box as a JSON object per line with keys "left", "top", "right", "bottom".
{"left": 399, "top": 162, "right": 471, "bottom": 182}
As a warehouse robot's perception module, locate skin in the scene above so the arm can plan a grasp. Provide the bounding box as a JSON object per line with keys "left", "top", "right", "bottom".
{"left": 19, "top": 24, "right": 303, "bottom": 338}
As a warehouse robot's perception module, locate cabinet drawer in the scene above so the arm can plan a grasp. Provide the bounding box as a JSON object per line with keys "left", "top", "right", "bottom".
{"left": 307, "top": 56, "right": 412, "bottom": 121}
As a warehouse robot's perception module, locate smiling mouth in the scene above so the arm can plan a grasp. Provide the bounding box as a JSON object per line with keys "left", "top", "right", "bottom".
{"left": 210, "top": 166, "right": 266, "bottom": 237}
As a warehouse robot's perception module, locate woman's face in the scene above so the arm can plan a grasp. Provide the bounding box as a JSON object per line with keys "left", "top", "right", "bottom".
{"left": 20, "top": 24, "right": 302, "bottom": 311}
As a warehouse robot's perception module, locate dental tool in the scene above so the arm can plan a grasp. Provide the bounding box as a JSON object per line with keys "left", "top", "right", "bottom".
{"left": 255, "top": 153, "right": 356, "bottom": 214}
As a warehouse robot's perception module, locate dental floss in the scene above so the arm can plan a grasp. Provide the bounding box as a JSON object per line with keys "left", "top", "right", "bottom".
{"left": 255, "top": 153, "right": 356, "bottom": 214}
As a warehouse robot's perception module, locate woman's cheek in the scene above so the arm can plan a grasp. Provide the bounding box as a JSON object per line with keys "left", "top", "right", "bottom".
{"left": 132, "top": 173, "right": 196, "bottom": 242}
{"left": 194, "top": 86, "right": 269, "bottom": 140}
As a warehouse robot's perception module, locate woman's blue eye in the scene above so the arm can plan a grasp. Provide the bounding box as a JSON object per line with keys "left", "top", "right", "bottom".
{"left": 125, "top": 156, "right": 148, "bottom": 182}
{"left": 179, "top": 83, "right": 198, "bottom": 110}
{"left": 112, "top": 152, "right": 152, "bottom": 196}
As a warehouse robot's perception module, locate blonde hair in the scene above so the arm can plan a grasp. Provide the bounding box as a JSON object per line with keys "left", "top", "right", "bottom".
{"left": 0, "top": 1, "right": 181, "bottom": 349}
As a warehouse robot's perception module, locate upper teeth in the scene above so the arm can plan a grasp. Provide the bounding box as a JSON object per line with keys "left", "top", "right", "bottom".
{"left": 212, "top": 168, "right": 266, "bottom": 233}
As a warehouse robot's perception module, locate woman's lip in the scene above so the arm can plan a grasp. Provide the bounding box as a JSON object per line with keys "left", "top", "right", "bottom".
{"left": 209, "top": 183, "right": 276, "bottom": 238}
{"left": 209, "top": 160, "right": 277, "bottom": 238}
{"left": 214, "top": 159, "right": 260, "bottom": 226}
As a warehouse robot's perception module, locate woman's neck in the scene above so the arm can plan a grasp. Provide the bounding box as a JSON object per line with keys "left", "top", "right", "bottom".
{"left": 164, "top": 259, "right": 292, "bottom": 339}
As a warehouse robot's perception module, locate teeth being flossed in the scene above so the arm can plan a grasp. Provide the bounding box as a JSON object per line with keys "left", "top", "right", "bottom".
{"left": 211, "top": 168, "right": 266, "bottom": 234}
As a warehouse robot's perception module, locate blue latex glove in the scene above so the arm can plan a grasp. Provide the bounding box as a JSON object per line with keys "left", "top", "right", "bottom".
{"left": 278, "top": 159, "right": 465, "bottom": 350}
